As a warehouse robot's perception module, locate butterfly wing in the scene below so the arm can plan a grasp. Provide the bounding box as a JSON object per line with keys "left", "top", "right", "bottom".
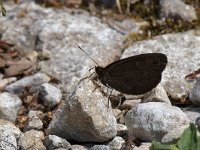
{"left": 102, "top": 53, "right": 167, "bottom": 95}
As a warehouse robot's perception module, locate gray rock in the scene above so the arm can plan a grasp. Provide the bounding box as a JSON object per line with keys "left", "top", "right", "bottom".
{"left": 143, "top": 84, "right": 171, "bottom": 104}
{"left": 0, "top": 119, "right": 22, "bottom": 150}
{"left": 44, "top": 135, "right": 71, "bottom": 150}
{"left": 47, "top": 78, "right": 117, "bottom": 142}
{"left": 0, "top": 1, "right": 121, "bottom": 94}
{"left": 0, "top": 92, "right": 22, "bottom": 122}
{"left": 182, "top": 105, "right": 200, "bottom": 123}
{"left": 159, "top": 0, "right": 197, "bottom": 21}
{"left": 19, "top": 130, "right": 46, "bottom": 150}
{"left": 125, "top": 102, "right": 190, "bottom": 142}
{"left": 0, "top": 1, "right": 53, "bottom": 51}
{"left": 0, "top": 119, "right": 21, "bottom": 140}
{"left": 106, "top": 18, "right": 148, "bottom": 35}
{"left": 39, "top": 83, "right": 62, "bottom": 108}
{"left": 27, "top": 110, "right": 43, "bottom": 118}
{"left": 189, "top": 77, "right": 200, "bottom": 106}
{"left": 133, "top": 142, "right": 151, "bottom": 150}
{"left": 36, "top": 10, "right": 123, "bottom": 93}
{"left": 0, "top": 128, "right": 17, "bottom": 150}
{"left": 108, "top": 136, "right": 125, "bottom": 150}
{"left": 195, "top": 116, "right": 200, "bottom": 127}
{"left": 164, "top": 80, "right": 189, "bottom": 103}
{"left": 23, "top": 116, "right": 43, "bottom": 132}
{"left": 117, "top": 124, "right": 128, "bottom": 136}
{"left": 71, "top": 145, "right": 89, "bottom": 150}
{"left": 5, "top": 73, "right": 51, "bottom": 94}
{"left": 122, "top": 31, "right": 200, "bottom": 102}
{"left": 89, "top": 145, "right": 109, "bottom": 150}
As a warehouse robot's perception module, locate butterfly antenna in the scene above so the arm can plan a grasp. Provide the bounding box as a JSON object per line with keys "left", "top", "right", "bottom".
{"left": 78, "top": 45, "right": 99, "bottom": 66}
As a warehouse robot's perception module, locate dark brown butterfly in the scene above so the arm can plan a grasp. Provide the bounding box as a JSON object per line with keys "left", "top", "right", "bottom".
{"left": 78, "top": 46, "right": 167, "bottom": 95}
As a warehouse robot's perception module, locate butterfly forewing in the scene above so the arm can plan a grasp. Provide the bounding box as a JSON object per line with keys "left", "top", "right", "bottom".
{"left": 96, "top": 53, "right": 167, "bottom": 95}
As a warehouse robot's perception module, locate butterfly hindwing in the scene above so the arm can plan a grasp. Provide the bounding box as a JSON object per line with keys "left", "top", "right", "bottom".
{"left": 96, "top": 53, "right": 167, "bottom": 95}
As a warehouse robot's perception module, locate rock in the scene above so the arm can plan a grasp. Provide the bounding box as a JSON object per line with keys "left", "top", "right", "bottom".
{"left": 0, "top": 128, "right": 17, "bottom": 150}
{"left": 133, "top": 142, "right": 151, "bottom": 150}
{"left": 41, "top": 49, "right": 52, "bottom": 60}
{"left": 120, "top": 99, "right": 141, "bottom": 110}
{"left": 47, "top": 78, "right": 117, "bottom": 142}
{"left": 0, "top": 1, "right": 52, "bottom": 51}
{"left": 0, "top": 92, "right": 22, "bottom": 122}
{"left": 143, "top": 84, "right": 171, "bottom": 104}
{"left": 106, "top": 18, "right": 148, "bottom": 35}
{"left": 181, "top": 105, "right": 200, "bottom": 123}
{"left": 5, "top": 73, "right": 51, "bottom": 95}
{"left": 164, "top": 80, "right": 189, "bottom": 104}
{"left": 195, "top": 116, "right": 200, "bottom": 127}
{"left": 27, "top": 110, "right": 43, "bottom": 118}
{"left": 19, "top": 130, "right": 46, "bottom": 150}
{"left": 44, "top": 135, "right": 71, "bottom": 150}
{"left": 125, "top": 102, "right": 190, "bottom": 142}
{"left": 39, "top": 83, "right": 62, "bottom": 108}
{"left": 0, "top": 77, "right": 17, "bottom": 90}
{"left": 71, "top": 145, "right": 88, "bottom": 150}
{"left": 189, "top": 77, "right": 200, "bottom": 106}
{"left": 89, "top": 145, "right": 109, "bottom": 150}
{"left": 0, "top": 119, "right": 21, "bottom": 140}
{"left": 108, "top": 136, "right": 125, "bottom": 150}
{"left": 117, "top": 124, "right": 128, "bottom": 136}
{"left": 23, "top": 116, "right": 43, "bottom": 131}
{"left": 122, "top": 31, "right": 200, "bottom": 103}
{"left": 0, "top": 119, "right": 22, "bottom": 150}
{"left": 159, "top": 0, "right": 197, "bottom": 22}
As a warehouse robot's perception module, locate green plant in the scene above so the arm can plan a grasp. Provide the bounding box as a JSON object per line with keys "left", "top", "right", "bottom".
{"left": 150, "top": 123, "right": 200, "bottom": 150}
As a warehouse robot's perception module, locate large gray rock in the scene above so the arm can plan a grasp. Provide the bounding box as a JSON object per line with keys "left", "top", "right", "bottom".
{"left": 0, "top": 92, "right": 22, "bottom": 122}
{"left": 125, "top": 102, "right": 190, "bottom": 142}
{"left": 0, "top": 1, "right": 123, "bottom": 94}
{"left": 122, "top": 31, "right": 200, "bottom": 102}
{"left": 47, "top": 78, "right": 117, "bottom": 142}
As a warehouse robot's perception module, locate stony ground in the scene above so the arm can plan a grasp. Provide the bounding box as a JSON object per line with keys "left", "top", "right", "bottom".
{"left": 0, "top": 0, "right": 200, "bottom": 150}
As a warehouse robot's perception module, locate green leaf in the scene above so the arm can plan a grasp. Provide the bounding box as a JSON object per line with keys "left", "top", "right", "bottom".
{"left": 150, "top": 141, "right": 176, "bottom": 150}
{"left": 177, "top": 123, "right": 198, "bottom": 150}
{"left": 197, "top": 136, "right": 200, "bottom": 150}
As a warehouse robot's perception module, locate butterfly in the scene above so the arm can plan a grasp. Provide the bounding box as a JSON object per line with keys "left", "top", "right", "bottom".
{"left": 78, "top": 46, "right": 167, "bottom": 95}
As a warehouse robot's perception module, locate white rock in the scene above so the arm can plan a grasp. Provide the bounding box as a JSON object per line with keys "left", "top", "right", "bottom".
{"left": 39, "top": 83, "right": 62, "bottom": 108}
{"left": 125, "top": 102, "right": 190, "bottom": 142}
{"left": 0, "top": 92, "right": 22, "bottom": 122}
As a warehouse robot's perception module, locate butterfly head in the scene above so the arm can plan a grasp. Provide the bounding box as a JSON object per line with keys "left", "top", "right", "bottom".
{"left": 95, "top": 66, "right": 105, "bottom": 78}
